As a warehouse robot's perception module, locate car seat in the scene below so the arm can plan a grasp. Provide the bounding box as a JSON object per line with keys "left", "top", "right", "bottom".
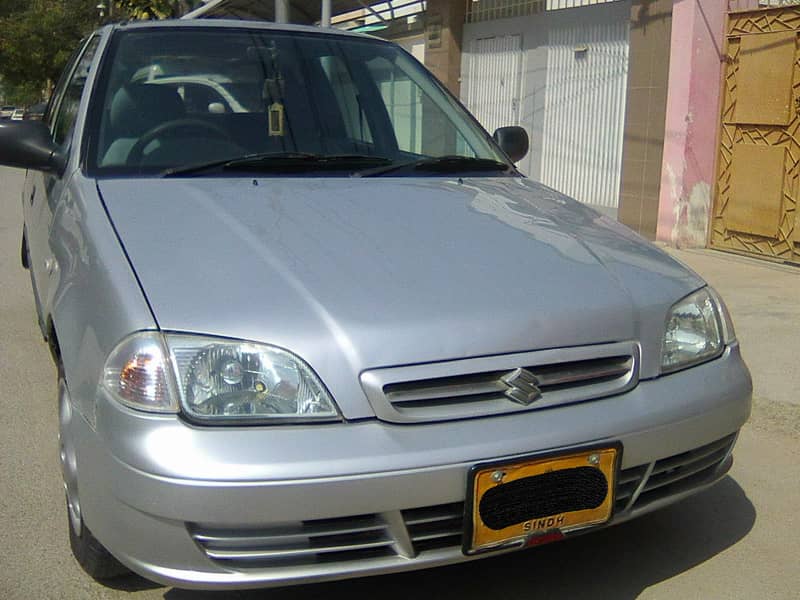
{"left": 100, "top": 84, "right": 186, "bottom": 166}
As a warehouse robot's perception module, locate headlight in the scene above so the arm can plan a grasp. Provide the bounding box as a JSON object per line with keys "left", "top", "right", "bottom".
{"left": 102, "top": 332, "right": 179, "bottom": 413}
{"left": 102, "top": 332, "right": 339, "bottom": 423}
{"left": 168, "top": 335, "right": 340, "bottom": 423}
{"left": 706, "top": 287, "right": 737, "bottom": 345}
{"left": 661, "top": 288, "right": 728, "bottom": 374}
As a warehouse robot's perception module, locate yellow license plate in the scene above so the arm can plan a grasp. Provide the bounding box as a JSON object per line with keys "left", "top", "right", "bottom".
{"left": 464, "top": 445, "right": 620, "bottom": 554}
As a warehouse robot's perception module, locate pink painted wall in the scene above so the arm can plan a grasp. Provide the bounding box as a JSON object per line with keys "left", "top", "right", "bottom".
{"left": 656, "top": 0, "right": 726, "bottom": 246}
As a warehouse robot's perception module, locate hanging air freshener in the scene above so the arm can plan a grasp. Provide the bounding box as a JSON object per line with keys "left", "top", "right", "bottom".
{"left": 268, "top": 102, "right": 285, "bottom": 136}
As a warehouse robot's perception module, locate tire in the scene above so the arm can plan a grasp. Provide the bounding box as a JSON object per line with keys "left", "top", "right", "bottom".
{"left": 59, "top": 369, "right": 130, "bottom": 580}
{"left": 67, "top": 497, "right": 130, "bottom": 580}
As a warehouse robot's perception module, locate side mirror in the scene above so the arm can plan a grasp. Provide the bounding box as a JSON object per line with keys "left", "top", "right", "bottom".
{"left": 493, "top": 126, "right": 529, "bottom": 163}
{"left": 0, "top": 120, "right": 59, "bottom": 172}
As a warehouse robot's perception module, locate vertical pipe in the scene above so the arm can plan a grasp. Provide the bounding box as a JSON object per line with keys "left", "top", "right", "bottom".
{"left": 321, "top": 0, "right": 331, "bottom": 27}
{"left": 275, "top": 0, "right": 290, "bottom": 23}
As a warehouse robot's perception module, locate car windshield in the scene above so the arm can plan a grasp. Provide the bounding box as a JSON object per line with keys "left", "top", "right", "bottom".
{"left": 87, "top": 27, "right": 511, "bottom": 177}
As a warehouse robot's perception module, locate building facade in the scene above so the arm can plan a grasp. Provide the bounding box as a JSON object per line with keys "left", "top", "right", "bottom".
{"left": 187, "top": 0, "right": 800, "bottom": 264}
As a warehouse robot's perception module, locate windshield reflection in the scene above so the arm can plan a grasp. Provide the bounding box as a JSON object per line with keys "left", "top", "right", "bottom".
{"left": 88, "top": 28, "right": 508, "bottom": 176}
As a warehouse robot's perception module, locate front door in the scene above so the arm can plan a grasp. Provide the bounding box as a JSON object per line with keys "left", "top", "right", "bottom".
{"left": 24, "top": 35, "right": 101, "bottom": 329}
{"left": 711, "top": 6, "right": 800, "bottom": 264}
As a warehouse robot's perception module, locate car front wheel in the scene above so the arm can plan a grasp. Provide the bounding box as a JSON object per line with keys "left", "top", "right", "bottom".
{"left": 59, "top": 370, "right": 129, "bottom": 580}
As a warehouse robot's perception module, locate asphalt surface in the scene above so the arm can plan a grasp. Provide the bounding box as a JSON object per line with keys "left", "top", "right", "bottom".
{"left": 1, "top": 166, "right": 798, "bottom": 599}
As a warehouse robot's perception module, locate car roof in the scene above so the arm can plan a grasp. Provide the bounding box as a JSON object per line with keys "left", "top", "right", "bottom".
{"left": 107, "top": 18, "right": 379, "bottom": 41}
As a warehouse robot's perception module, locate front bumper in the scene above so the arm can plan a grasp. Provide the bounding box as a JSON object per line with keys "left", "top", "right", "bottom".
{"left": 73, "top": 346, "right": 751, "bottom": 590}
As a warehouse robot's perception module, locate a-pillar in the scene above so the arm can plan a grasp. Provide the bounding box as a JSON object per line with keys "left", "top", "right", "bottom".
{"left": 656, "top": 0, "right": 727, "bottom": 246}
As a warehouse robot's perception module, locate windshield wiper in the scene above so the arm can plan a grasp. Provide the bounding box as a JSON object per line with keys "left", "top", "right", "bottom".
{"left": 354, "top": 155, "right": 512, "bottom": 177}
{"left": 162, "top": 152, "right": 393, "bottom": 177}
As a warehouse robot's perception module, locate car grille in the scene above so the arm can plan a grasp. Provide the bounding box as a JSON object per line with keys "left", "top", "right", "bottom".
{"left": 402, "top": 502, "right": 464, "bottom": 553}
{"left": 614, "top": 432, "right": 738, "bottom": 512}
{"left": 614, "top": 465, "right": 649, "bottom": 512}
{"left": 360, "top": 342, "right": 639, "bottom": 423}
{"left": 189, "top": 434, "right": 736, "bottom": 569}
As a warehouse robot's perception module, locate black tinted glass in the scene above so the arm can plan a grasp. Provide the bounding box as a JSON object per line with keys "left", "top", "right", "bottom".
{"left": 87, "top": 28, "right": 506, "bottom": 176}
{"left": 53, "top": 36, "right": 101, "bottom": 147}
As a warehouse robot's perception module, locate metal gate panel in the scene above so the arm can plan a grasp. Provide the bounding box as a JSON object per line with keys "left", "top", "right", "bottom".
{"left": 539, "top": 16, "right": 629, "bottom": 210}
{"left": 711, "top": 6, "right": 800, "bottom": 263}
{"left": 464, "top": 35, "right": 523, "bottom": 137}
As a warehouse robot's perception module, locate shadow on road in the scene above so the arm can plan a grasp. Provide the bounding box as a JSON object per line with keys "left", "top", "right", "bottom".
{"left": 110, "top": 475, "right": 755, "bottom": 599}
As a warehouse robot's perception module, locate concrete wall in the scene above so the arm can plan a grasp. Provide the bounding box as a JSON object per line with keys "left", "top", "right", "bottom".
{"left": 656, "top": 0, "right": 726, "bottom": 247}
{"left": 424, "top": 0, "right": 466, "bottom": 96}
{"left": 426, "top": 0, "right": 729, "bottom": 250}
{"left": 617, "top": 0, "right": 673, "bottom": 239}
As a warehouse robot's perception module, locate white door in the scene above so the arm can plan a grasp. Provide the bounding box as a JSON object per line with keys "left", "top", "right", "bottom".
{"left": 463, "top": 35, "right": 523, "bottom": 138}
{"left": 539, "top": 15, "right": 629, "bottom": 212}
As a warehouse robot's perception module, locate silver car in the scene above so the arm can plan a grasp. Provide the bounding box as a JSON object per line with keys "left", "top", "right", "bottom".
{"left": 0, "top": 20, "right": 750, "bottom": 591}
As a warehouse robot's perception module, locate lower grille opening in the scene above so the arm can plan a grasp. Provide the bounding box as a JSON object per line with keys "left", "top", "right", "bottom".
{"left": 190, "top": 513, "right": 395, "bottom": 568}
{"left": 188, "top": 434, "right": 737, "bottom": 569}
{"left": 215, "top": 545, "right": 398, "bottom": 569}
{"left": 635, "top": 433, "right": 736, "bottom": 508}
{"left": 614, "top": 465, "right": 648, "bottom": 513}
{"left": 403, "top": 502, "right": 464, "bottom": 553}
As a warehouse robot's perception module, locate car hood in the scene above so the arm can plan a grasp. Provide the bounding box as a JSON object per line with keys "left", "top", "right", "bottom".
{"left": 98, "top": 176, "right": 704, "bottom": 419}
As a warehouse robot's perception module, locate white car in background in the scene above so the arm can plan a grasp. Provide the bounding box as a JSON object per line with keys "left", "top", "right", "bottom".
{"left": 131, "top": 65, "right": 249, "bottom": 114}
{"left": 149, "top": 75, "right": 249, "bottom": 113}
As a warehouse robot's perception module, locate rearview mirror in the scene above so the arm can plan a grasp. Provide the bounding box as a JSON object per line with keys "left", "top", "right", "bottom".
{"left": 493, "top": 126, "right": 529, "bottom": 163}
{"left": 0, "top": 120, "right": 58, "bottom": 172}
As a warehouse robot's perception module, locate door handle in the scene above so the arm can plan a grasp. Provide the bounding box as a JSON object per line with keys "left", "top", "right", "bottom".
{"left": 29, "top": 186, "right": 36, "bottom": 206}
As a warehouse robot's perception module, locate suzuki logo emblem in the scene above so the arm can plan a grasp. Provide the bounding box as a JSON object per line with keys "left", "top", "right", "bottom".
{"left": 500, "top": 368, "right": 542, "bottom": 405}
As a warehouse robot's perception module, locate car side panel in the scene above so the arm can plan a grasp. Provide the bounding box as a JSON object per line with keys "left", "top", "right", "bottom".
{"left": 29, "top": 170, "right": 73, "bottom": 327}
{"left": 48, "top": 172, "right": 156, "bottom": 423}
{"left": 22, "top": 31, "right": 112, "bottom": 341}
{"left": 20, "top": 170, "right": 45, "bottom": 332}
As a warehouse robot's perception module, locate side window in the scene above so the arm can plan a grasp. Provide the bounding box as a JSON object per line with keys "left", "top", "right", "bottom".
{"left": 52, "top": 36, "right": 101, "bottom": 147}
{"left": 45, "top": 44, "right": 84, "bottom": 129}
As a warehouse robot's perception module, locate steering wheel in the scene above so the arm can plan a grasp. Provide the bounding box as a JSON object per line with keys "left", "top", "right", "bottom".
{"left": 127, "top": 118, "right": 236, "bottom": 165}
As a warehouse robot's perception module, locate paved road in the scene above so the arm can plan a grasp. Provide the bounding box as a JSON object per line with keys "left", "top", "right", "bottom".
{"left": 1, "top": 166, "right": 797, "bottom": 599}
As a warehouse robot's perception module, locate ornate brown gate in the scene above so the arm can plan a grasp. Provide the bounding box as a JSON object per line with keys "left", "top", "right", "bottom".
{"left": 712, "top": 5, "right": 800, "bottom": 264}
